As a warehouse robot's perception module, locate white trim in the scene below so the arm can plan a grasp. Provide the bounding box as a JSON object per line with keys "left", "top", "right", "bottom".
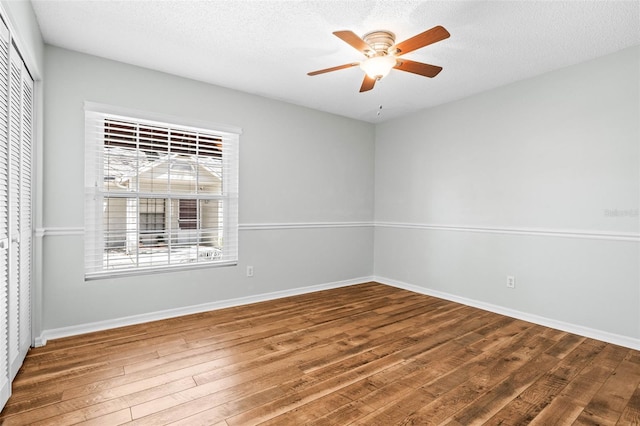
{"left": 36, "top": 222, "right": 374, "bottom": 237}
{"left": 84, "top": 101, "right": 242, "bottom": 136}
{"left": 34, "top": 276, "right": 373, "bottom": 346}
{"left": 34, "top": 222, "right": 640, "bottom": 243}
{"left": 35, "top": 227, "right": 84, "bottom": 237}
{"left": 375, "top": 276, "right": 640, "bottom": 351}
{"left": 375, "top": 221, "right": 640, "bottom": 242}
{"left": 239, "top": 221, "right": 373, "bottom": 231}
{"left": 84, "top": 260, "right": 239, "bottom": 281}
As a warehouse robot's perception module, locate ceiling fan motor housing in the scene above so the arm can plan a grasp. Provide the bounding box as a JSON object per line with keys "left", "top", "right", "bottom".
{"left": 362, "top": 30, "right": 396, "bottom": 56}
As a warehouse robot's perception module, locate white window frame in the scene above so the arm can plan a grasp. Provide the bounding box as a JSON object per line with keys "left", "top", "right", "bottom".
{"left": 84, "top": 102, "right": 240, "bottom": 280}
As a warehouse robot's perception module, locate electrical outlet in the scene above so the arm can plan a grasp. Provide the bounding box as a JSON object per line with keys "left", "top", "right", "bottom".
{"left": 506, "top": 275, "right": 515, "bottom": 289}
{"left": 246, "top": 266, "right": 254, "bottom": 277}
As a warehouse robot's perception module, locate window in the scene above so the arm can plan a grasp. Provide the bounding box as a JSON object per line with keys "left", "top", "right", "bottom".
{"left": 84, "top": 103, "right": 240, "bottom": 278}
{"left": 178, "top": 199, "right": 197, "bottom": 230}
{"left": 139, "top": 198, "right": 165, "bottom": 246}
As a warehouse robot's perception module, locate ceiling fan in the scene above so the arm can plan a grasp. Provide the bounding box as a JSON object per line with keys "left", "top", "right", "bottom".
{"left": 308, "top": 26, "right": 450, "bottom": 92}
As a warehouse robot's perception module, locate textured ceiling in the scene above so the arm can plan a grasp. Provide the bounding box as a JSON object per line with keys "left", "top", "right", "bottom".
{"left": 31, "top": 0, "right": 640, "bottom": 123}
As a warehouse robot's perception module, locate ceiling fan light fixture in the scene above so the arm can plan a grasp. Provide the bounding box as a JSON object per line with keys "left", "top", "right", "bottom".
{"left": 308, "top": 26, "right": 450, "bottom": 92}
{"left": 359, "top": 55, "right": 396, "bottom": 79}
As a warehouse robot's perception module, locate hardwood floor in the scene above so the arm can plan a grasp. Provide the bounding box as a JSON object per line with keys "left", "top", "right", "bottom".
{"left": 1, "top": 282, "right": 639, "bottom": 425}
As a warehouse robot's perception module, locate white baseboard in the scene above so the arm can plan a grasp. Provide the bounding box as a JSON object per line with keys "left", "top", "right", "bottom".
{"left": 36, "top": 275, "right": 640, "bottom": 351}
{"left": 375, "top": 275, "right": 640, "bottom": 351}
{"left": 35, "top": 276, "right": 374, "bottom": 347}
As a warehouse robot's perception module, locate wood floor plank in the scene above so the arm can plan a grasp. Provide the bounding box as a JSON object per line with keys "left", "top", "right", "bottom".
{"left": 575, "top": 349, "right": 640, "bottom": 425}
{"left": 444, "top": 351, "right": 559, "bottom": 425}
{"left": 529, "top": 342, "right": 628, "bottom": 425}
{"left": 15, "top": 350, "right": 160, "bottom": 391}
{"left": 74, "top": 408, "right": 132, "bottom": 425}
{"left": 225, "top": 353, "right": 406, "bottom": 425}
{"left": 618, "top": 382, "right": 640, "bottom": 425}
{"left": 482, "top": 338, "right": 606, "bottom": 424}
{"left": 354, "top": 327, "right": 556, "bottom": 425}
{"left": 129, "top": 363, "right": 304, "bottom": 419}
{"left": 343, "top": 323, "right": 541, "bottom": 425}
{"left": 8, "top": 366, "right": 127, "bottom": 405}
{"left": 0, "top": 282, "right": 638, "bottom": 425}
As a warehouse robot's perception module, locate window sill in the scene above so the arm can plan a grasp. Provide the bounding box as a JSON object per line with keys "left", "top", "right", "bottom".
{"left": 84, "top": 260, "right": 238, "bottom": 281}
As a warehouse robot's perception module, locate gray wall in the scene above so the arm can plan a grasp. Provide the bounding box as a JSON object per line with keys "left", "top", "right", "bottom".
{"left": 39, "top": 38, "right": 640, "bottom": 345}
{"left": 374, "top": 46, "right": 640, "bottom": 340}
{"left": 42, "top": 46, "right": 375, "bottom": 332}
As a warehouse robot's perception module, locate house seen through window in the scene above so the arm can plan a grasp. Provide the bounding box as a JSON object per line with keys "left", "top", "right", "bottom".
{"left": 85, "top": 105, "right": 240, "bottom": 278}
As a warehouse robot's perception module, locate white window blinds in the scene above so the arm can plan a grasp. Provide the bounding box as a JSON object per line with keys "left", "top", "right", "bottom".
{"left": 84, "top": 105, "right": 240, "bottom": 279}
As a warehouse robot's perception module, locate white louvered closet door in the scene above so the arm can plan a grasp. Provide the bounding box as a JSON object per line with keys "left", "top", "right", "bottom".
{"left": 8, "top": 41, "right": 32, "bottom": 381}
{"left": 18, "top": 52, "right": 32, "bottom": 368}
{"left": 7, "top": 41, "right": 20, "bottom": 381}
{"left": 9, "top": 44, "right": 33, "bottom": 378}
{"left": 0, "top": 16, "right": 33, "bottom": 410}
{"left": 0, "top": 20, "right": 10, "bottom": 408}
